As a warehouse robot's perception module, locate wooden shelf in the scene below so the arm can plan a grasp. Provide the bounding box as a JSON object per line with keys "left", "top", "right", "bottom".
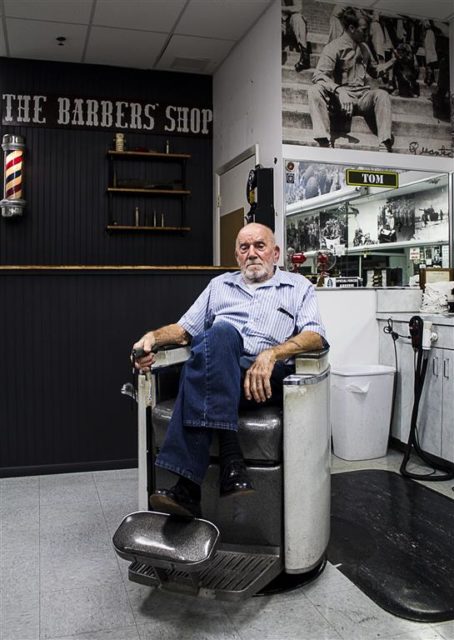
{"left": 107, "top": 149, "right": 190, "bottom": 229}
{"left": 107, "top": 150, "right": 191, "bottom": 160}
{"left": 106, "top": 225, "right": 191, "bottom": 233}
{"left": 107, "top": 187, "right": 190, "bottom": 196}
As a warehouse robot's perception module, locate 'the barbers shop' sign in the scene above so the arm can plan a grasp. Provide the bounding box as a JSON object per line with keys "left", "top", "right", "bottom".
{"left": 1, "top": 93, "right": 213, "bottom": 137}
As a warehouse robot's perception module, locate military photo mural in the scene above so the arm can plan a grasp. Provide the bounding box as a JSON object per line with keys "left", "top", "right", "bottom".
{"left": 282, "top": 1, "right": 452, "bottom": 156}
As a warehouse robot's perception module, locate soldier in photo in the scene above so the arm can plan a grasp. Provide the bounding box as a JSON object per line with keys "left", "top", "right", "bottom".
{"left": 308, "top": 7, "right": 396, "bottom": 150}
{"left": 282, "top": 0, "right": 310, "bottom": 72}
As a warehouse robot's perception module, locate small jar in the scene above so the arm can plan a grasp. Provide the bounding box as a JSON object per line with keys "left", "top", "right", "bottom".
{"left": 115, "top": 133, "right": 125, "bottom": 152}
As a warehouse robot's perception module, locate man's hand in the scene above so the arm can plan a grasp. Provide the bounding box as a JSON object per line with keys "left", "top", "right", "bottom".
{"left": 377, "top": 56, "right": 396, "bottom": 77}
{"left": 131, "top": 331, "right": 156, "bottom": 372}
{"left": 131, "top": 323, "right": 190, "bottom": 372}
{"left": 244, "top": 349, "right": 276, "bottom": 403}
{"left": 336, "top": 87, "right": 353, "bottom": 117}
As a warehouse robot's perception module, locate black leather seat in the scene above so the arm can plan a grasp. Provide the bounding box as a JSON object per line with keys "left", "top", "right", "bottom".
{"left": 153, "top": 399, "right": 283, "bottom": 463}
{"left": 152, "top": 397, "right": 284, "bottom": 547}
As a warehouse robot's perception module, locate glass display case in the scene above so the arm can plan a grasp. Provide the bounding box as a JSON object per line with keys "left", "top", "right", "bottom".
{"left": 284, "top": 161, "right": 450, "bottom": 287}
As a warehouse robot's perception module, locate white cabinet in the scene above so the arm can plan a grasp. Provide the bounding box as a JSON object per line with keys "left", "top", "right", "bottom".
{"left": 440, "top": 351, "right": 454, "bottom": 461}
{"left": 378, "top": 315, "right": 454, "bottom": 464}
{"left": 417, "top": 347, "right": 448, "bottom": 458}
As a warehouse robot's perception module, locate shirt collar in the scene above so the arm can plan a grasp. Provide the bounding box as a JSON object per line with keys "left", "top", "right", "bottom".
{"left": 224, "top": 268, "right": 295, "bottom": 289}
{"left": 338, "top": 31, "right": 356, "bottom": 48}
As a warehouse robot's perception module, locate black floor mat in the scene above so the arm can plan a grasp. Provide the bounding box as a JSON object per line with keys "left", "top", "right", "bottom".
{"left": 328, "top": 469, "right": 454, "bottom": 622}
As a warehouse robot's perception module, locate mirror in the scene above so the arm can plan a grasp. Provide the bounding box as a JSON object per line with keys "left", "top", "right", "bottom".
{"left": 284, "top": 160, "right": 449, "bottom": 287}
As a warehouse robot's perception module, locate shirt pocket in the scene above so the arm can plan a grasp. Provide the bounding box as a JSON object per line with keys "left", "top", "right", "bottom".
{"left": 267, "top": 306, "right": 296, "bottom": 344}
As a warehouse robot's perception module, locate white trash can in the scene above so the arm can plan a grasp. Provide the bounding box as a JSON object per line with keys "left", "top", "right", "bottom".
{"left": 331, "top": 364, "right": 395, "bottom": 461}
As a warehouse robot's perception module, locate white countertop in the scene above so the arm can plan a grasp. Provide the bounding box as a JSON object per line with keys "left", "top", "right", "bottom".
{"left": 376, "top": 312, "right": 454, "bottom": 326}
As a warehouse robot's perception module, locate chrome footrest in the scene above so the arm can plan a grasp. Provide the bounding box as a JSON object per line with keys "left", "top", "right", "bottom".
{"left": 113, "top": 511, "right": 220, "bottom": 571}
{"left": 127, "top": 545, "right": 283, "bottom": 601}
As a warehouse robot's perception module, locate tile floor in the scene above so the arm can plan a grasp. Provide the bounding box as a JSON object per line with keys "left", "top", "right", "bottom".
{"left": 1, "top": 450, "right": 454, "bottom": 640}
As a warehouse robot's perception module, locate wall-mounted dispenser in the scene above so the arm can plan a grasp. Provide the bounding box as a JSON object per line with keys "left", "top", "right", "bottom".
{"left": 246, "top": 165, "right": 274, "bottom": 230}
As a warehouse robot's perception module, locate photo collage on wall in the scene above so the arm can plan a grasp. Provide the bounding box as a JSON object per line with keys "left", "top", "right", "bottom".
{"left": 282, "top": 0, "right": 453, "bottom": 156}
{"left": 285, "top": 161, "right": 449, "bottom": 253}
{"left": 348, "top": 183, "right": 449, "bottom": 248}
{"left": 286, "top": 160, "right": 351, "bottom": 254}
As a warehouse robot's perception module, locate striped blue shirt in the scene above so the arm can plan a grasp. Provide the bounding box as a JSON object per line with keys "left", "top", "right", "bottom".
{"left": 178, "top": 269, "right": 326, "bottom": 356}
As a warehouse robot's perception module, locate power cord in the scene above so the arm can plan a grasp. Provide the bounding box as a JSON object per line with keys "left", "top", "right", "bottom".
{"left": 383, "top": 317, "right": 407, "bottom": 342}
{"left": 382, "top": 318, "right": 409, "bottom": 436}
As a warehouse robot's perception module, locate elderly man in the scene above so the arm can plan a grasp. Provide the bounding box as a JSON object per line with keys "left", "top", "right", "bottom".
{"left": 308, "top": 7, "right": 395, "bottom": 151}
{"left": 133, "top": 223, "right": 327, "bottom": 517}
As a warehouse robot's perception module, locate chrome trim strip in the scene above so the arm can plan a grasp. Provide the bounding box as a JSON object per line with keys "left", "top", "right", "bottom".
{"left": 284, "top": 368, "right": 330, "bottom": 386}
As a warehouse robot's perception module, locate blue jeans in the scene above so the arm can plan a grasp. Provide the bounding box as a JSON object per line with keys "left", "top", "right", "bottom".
{"left": 155, "top": 322, "right": 292, "bottom": 484}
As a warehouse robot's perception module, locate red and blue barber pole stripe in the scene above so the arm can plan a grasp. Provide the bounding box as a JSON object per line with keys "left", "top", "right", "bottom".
{"left": 1, "top": 134, "right": 26, "bottom": 218}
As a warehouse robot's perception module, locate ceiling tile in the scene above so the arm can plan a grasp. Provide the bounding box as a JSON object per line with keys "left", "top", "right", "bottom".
{"left": 6, "top": 18, "right": 87, "bottom": 62}
{"left": 93, "top": 0, "right": 186, "bottom": 32}
{"left": 155, "top": 33, "right": 235, "bottom": 74}
{"left": 4, "top": 0, "right": 93, "bottom": 24}
{"left": 4, "top": 0, "right": 451, "bottom": 75}
{"left": 85, "top": 25, "right": 168, "bottom": 69}
{"left": 176, "top": 0, "right": 271, "bottom": 40}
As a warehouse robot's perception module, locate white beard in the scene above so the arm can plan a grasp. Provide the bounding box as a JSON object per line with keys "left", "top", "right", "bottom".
{"left": 242, "top": 263, "right": 273, "bottom": 283}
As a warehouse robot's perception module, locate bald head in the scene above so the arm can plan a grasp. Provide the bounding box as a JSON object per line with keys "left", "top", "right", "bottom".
{"left": 235, "top": 223, "right": 280, "bottom": 284}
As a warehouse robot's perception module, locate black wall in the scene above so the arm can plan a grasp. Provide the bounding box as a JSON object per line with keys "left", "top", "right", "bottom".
{"left": 0, "top": 269, "right": 222, "bottom": 475}
{"left": 0, "top": 58, "right": 216, "bottom": 474}
{"left": 0, "top": 58, "right": 213, "bottom": 266}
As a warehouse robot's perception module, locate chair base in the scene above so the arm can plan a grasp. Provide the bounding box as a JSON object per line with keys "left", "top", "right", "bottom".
{"left": 127, "top": 544, "right": 283, "bottom": 601}
{"left": 257, "top": 557, "right": 327, "bottom": 596}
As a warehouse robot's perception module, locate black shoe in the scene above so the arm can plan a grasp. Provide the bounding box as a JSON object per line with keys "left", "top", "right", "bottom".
{"left": 150, "top": 486, "right": 201, "bottom": 518}
{"left": 314, "top": 137, "right": 331, "bottom": 148}
{"left": 382, "top": 134, "right": 394, "bottom": 153}
{"left": 295, "top": 57, "right": 310, "bottom": 72}
{"left": 220, "top": 460, "right": 255, "bottom": 498}
{"left": 295, "top": 45, "right": 310, "bottom": 72}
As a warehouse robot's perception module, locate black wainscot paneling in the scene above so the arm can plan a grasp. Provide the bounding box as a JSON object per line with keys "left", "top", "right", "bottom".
{"left": 0, "top": 270, "right": 224, "bottom": 476}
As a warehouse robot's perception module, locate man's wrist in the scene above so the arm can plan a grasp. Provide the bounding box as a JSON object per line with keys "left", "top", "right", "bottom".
{"left": 266, "top": 347, "right": 279, "bottom": 362}
{"left": 146, "top": 331, "right": 157, "bottom": 350}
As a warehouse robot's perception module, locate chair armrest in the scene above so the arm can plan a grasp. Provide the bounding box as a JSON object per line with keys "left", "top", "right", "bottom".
{"left": 150, "top": 345, "right": 191, "bottom": 371}
{"left": 294, "top": 348, "right": 330, "bottom": 374}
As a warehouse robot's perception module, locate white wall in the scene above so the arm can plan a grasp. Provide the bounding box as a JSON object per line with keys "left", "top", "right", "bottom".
{"left": 213, "top": 0, "right": 283, "bottom": 251}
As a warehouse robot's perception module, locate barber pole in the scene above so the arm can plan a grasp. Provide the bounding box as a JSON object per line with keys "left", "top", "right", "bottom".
{"left": 1, "top": 134, "right": 26, "bottom": 217}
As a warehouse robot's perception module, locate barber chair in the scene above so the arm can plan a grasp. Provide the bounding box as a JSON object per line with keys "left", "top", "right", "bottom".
{"left": 113, "top": 347, "right": 331, "bottom": 600}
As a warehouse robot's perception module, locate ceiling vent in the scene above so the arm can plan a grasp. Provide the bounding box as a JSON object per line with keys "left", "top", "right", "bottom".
{"left": 170, "top": 57, "right": 210, "bottom": 72}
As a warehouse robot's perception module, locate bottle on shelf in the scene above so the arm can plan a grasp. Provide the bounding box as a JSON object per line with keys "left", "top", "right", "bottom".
{"left": 134, "top": 206, "right": 140, "bottom": 227}
{"left": 115, "top": 133, "right": 125, "bottom": 152}
{"left": 165, "top": 139, "right": 170, "bottom": 154}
